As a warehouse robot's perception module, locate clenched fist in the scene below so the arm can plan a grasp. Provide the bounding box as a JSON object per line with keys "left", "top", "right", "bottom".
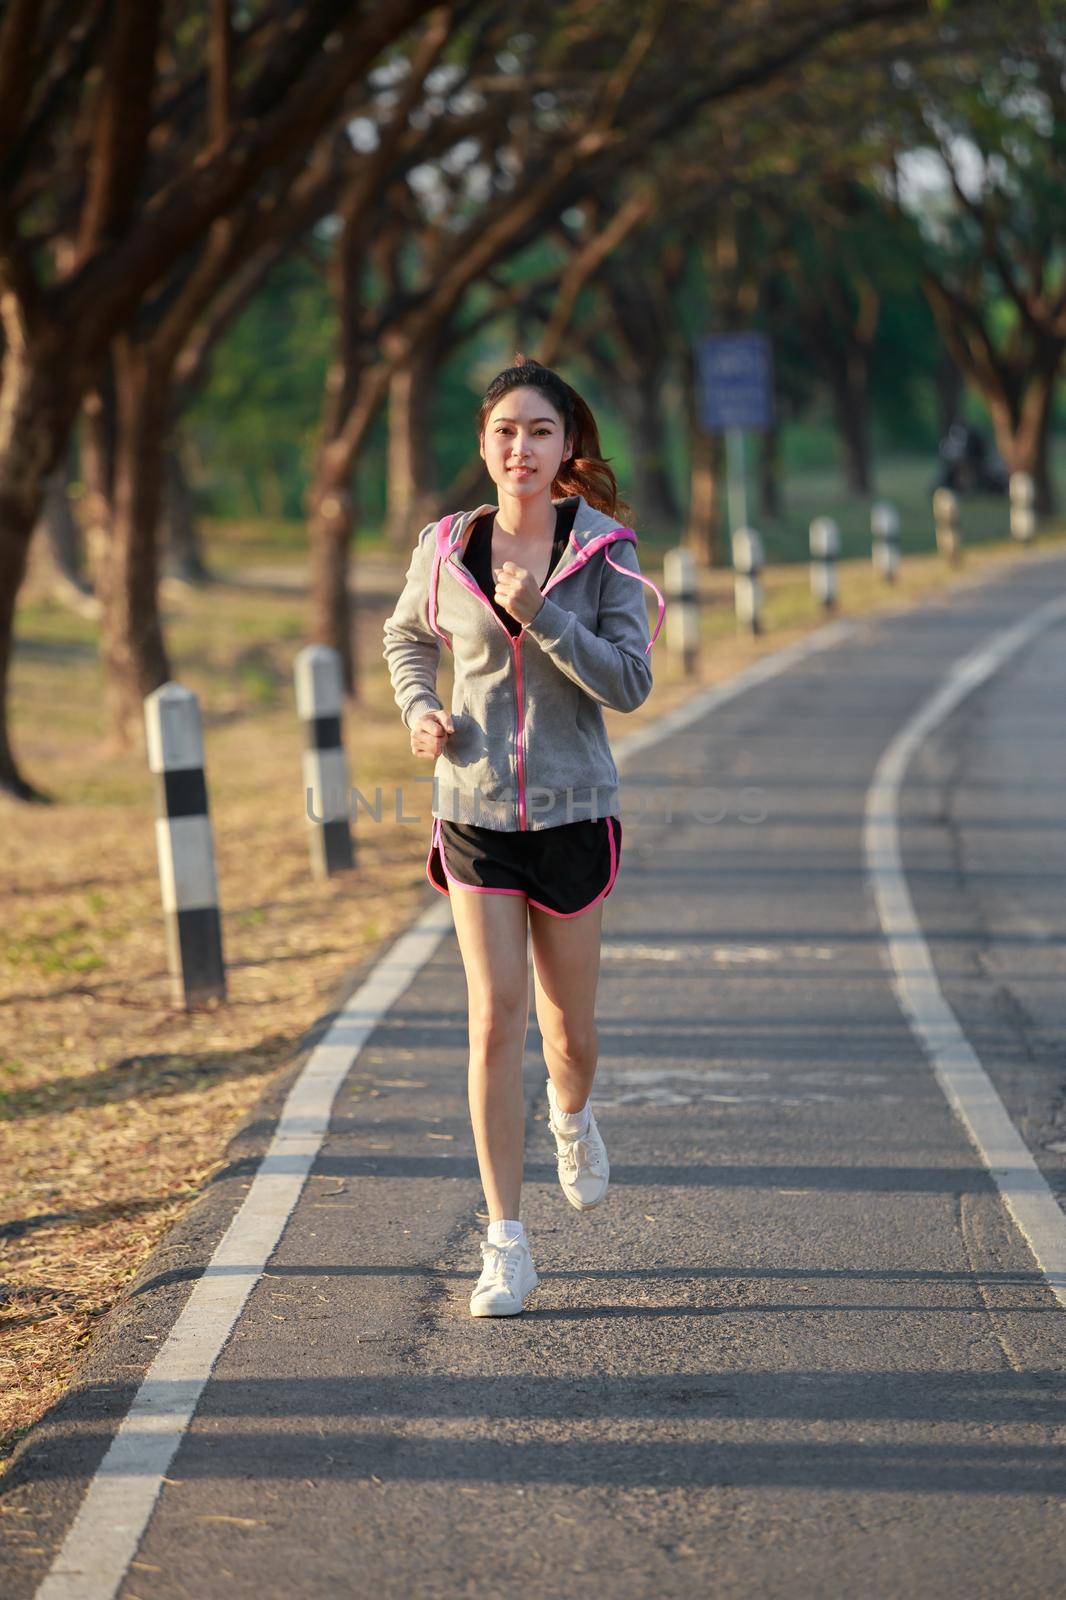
{"left": 411, "top": 708, "right": 453, "bottom": 758}
{"left": 493, "top": 560, "right": 545, "bottom": 627}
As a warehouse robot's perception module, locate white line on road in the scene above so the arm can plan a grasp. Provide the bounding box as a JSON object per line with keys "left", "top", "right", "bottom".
{"left": 31, "top": 909, "right": 458, "bottom": 1600}
{"left": 32, "top": 616, "right": 859, "bottom": 1598}
{"left": 864, "top": 589, "right": 1066, "bottom": 1308}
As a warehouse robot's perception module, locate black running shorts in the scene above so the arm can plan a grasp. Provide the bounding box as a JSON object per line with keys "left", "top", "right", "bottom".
{"left": 426, "top": 814, "right": 621, "bottom": 918}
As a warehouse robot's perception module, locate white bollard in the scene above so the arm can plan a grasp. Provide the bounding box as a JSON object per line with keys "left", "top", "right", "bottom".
{"left": 870, "top": 501, "right": 900, "bottom": 582}
{"left": 809, "top": 516, "right": 840, "bottom": 611}
{"left": 664, "top": 546, "right": 700, "bottom": 675}
{"left": 933, "top": 486, "right": 962, "bottom": 564}
{"left": 731, "top": 526, "right": 764, "bottom": 636}
{"left": 144, "top": 682, "right": 226, "bottom": 1009}
{"left": 1009, "top": 471, "right": 1036, "bottom": 543}
{"left": 296, "top": 644, "right": 354, "bottom": 879}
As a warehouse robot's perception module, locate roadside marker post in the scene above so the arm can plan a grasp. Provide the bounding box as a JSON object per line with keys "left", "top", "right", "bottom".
{"left": 732, "top": 526, "right": 764, "bottom": 636}
{"left": 296, "top": 644, "right": 354, "bottom": 879}
{"left": 144, "top": 683, "right": 226, "bottom": 1009}
{"left": 664, "top": 546, "right": 701, "bottom": 675}
{"left": 809, "top": 516, "right": 840, "bottom": 612}
{"left": 933, "top": 486, "right": 963, "bottom": 566}
{"left": 871, "top": 500, "right": 900, "bottom": 582}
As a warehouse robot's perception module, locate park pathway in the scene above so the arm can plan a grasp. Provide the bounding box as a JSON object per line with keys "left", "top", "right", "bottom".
{"left": 5, "top": 550, "right": 1066, "bottom": 1600}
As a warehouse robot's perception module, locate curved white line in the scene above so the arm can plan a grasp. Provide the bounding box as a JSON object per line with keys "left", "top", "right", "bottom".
{"left": 864, "top": 590, "right": 1066, "bottom": 1308}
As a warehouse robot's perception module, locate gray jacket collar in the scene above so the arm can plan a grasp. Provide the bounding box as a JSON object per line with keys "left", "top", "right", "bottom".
{"left": 442, "top": 494, "right": 629, "bottom": 587}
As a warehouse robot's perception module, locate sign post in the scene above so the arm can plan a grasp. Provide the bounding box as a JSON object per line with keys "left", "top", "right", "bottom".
{"left": 695, "top": 331, "right": 774, "bottom": 538}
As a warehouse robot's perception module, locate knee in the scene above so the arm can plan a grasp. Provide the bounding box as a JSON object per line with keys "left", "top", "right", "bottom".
{"left": 543, "top": 1019, "right": 597, "bottom": 1070}
{"left": 469, "top": 994, "right": 529, "bottom": 1053}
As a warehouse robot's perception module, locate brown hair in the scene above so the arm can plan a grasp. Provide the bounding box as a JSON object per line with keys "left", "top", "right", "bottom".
{"left": 476, "top": 353, "right": 632, "bottom": 523}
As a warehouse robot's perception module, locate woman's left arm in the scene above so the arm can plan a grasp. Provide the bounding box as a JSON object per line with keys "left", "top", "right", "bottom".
{"left": 519, "top": 538, "right": 655, "bottom": 713}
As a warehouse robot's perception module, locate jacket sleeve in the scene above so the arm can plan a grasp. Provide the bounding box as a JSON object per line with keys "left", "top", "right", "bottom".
{"left": 382, "top": 522, "right": 445, "bottom": 731}
{"left": 519, "top": 536, "right": 653, "bottom": 712}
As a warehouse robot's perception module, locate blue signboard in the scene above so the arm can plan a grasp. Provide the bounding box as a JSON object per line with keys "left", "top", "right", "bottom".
{"left": 696, "top": 333, "right": 774, "bottom": 433}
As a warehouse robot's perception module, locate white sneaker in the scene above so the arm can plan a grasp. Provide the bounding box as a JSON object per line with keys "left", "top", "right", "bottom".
{"left": 469, "top": 1234, "right": 540, "bottom": 1316}
{"left": 546, "top": 1078, "right": 610, "bottom": 1211}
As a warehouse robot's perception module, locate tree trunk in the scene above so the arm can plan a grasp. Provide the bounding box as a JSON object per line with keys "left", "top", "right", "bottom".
{"left": 759, "top": 421, "right": 782, "bottom": 521}
{"left": 827, "top": 346, "right": 873, "bottom": 496}
{"left": 0, "top": 332, "right": 86, "bottom": 800}
{"left": 617, "top": 376, "right": 681, "bottom": 537}
{"left": 163, "top": 442, "right": 212, "bottom": 585}
{"left": 28, "top": 455, "right": 102, "bottom": 620}
{"left": 385, "top": 336, "right": 443, "bottom": 549}
{"left": 0, "top": 493, "right": 51, "bottom": 800}
{"left": 92, "top": 335, "right": 172, "bottom": 750}
{"left": 935, "top": 347, "right": 964, "bottom": 437}
{"left": 922, "top": 277, "right": 1062, "bottom": 516}
{"left": 986, "top": 359, "right": 1059, "bottom": 517}
{"left": 307, "top": 468, "right": 357, "bottom": 697}
{"left": 681, "top": 343, "right": 722, "bottom": 566}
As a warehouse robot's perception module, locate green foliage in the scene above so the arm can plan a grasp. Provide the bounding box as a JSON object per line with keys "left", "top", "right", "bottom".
{"left": 188, "top": 246, "right": 333, "bottom": 520}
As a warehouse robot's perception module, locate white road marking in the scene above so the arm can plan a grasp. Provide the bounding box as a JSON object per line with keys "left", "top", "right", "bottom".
{"left": 864, "top": 589, "right": 1066, "bottom": 1309}
{"left": 32, "top": 909, "right": 456, "bottom": 1600}
{"left": 601, "top": 941, "right": 838, "bottom": 963}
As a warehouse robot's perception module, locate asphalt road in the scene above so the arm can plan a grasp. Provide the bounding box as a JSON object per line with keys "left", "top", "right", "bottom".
{"left": 5, "top": 551, "right": 1066, "bottom": 1600}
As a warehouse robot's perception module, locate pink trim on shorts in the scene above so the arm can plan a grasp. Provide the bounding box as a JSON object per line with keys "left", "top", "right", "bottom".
{"left": 425, "top": 816, "right": 450, "bottom": 897}
{"left": 429, "top": 815, "right": 527, "bottom": 899}
{"left": 527, "top": 814, "right": 620, "bottom": 919}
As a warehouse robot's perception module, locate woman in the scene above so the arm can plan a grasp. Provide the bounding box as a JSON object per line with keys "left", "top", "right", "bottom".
{"left": 382, "top": 355, "right": 665, "bottom": 1317}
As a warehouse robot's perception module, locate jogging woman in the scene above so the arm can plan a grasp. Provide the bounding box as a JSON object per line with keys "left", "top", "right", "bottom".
{"left": 382, "top": 355, "right": 665, "bottom": 1317}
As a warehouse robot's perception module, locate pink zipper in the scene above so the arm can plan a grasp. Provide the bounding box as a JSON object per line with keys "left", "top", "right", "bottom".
{"left": 512, "top": 632, "right": 527, "bottom": 829}
{"left": 442, "top": 550, "right": 530, "bottom": 830}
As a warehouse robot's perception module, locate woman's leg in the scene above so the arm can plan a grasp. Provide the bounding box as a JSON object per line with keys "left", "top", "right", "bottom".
{"left": 529, "top": 899, "right": 604, "bottom": 1112}
{"left": 448, "top": 888, "right": 532, "bottom": 1221}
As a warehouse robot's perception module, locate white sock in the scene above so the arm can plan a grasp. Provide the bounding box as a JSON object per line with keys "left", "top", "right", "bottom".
{"left": 487, "top": 1218, "right": 525, "bottom": 1245}
{"left": 547, "top": 1077, "right": 592, "bottom": 1134}
{"left": 547, "top": 1100, "right": 589, "bottom": 1139}
{"left": 555, "top": 1100, "right": 590, "bottom": 1135}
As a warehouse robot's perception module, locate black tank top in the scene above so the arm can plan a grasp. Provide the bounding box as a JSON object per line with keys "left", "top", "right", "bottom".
{"left": 464, "top": 498, "right": 580, "bottom": 638}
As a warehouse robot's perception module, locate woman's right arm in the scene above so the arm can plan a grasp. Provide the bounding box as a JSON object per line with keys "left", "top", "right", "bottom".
{"left": 382, "top": 522, "right": 446, "bottom": 732}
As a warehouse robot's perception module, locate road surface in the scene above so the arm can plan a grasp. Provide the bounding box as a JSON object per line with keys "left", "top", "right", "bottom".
{"left": 5, "top": 550, "right": 1066, "bottom": 1600}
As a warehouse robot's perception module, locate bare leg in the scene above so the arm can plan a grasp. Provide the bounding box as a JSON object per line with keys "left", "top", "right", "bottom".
{"left": 529, "top": 899, "right": 604, "bottom": 1112}
{"left": 447, "top": 888, "right": 532, "bottom": 1221}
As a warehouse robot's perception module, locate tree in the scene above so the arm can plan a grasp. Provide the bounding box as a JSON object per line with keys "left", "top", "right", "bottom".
{"left": 879, "top": 10, "right": 1066, "bottom": 511}
{"left": 0, "top": 0, "right": 442, "bottom": 797}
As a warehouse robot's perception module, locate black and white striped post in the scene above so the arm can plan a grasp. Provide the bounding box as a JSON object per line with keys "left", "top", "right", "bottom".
{"left": 295, "top": 644, "right": 353, "bottom": 879}
{"left": 933, "top": 486, "right": 962, "bottom": 565}
{"left": 809, "top": 516, "right": 840, "bottom": 612}
{"left": 1009, "top": 471, "right": 1036, "bottom": 545}
{"left": 870, "top": 500, "right": 900, "bottom": 582}
{"left": 731, "top": 526, "right": 764, "bottom": 636}
{"left": 144, "top": 682, "right": 226, "bottom": 1009}
{"left": 664, "top": 546, "right": 700, "bottom": 676}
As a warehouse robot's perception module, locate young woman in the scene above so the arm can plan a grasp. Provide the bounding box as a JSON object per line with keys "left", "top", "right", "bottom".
{"left": 382, "top": 355, "right": 665, "bottom": 1317}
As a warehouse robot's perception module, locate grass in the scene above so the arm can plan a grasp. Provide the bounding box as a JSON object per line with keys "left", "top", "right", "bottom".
{"left": 1, "top": 451, "right": 1064, "bottom": 1483}
{"left": 753, "top": 453, "right": 1029, "bottom": 564}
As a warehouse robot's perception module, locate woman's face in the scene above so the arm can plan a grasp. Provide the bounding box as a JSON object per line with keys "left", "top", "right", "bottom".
{"left": 479, "top": 386, "right": 571, "bottom": 501}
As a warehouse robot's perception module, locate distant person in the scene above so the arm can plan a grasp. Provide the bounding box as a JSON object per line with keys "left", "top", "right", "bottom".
{"left": 383, "top": 355, "right": 666, "bottom": 1315}
{"left": 935, "top": 418, "right": 1008, "bottom": 494}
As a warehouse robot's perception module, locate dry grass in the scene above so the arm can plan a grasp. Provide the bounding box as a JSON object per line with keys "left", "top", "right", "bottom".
{"left": 2, "top": 517, "right": 1062, "bottom": 1475}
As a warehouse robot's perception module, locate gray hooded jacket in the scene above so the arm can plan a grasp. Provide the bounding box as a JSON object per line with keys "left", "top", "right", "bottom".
{"left": 382, "top": 493, "right": 666, "bottom": 831}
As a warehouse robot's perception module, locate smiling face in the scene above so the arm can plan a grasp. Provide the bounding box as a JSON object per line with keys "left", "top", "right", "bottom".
{"left": 479, "top": 386, "right": 572, "bottom": 500}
